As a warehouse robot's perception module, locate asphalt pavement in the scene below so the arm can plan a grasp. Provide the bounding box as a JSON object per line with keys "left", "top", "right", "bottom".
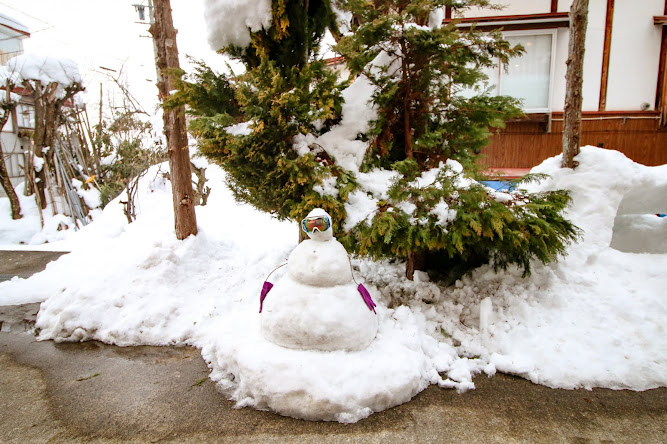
{"left": 0, "top": 250, "right": 665, "bottom": 443}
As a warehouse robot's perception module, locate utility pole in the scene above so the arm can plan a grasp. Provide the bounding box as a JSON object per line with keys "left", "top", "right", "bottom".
{"left": 148, "top": 0, "right": 198, "bottom": 239}
{"left": 562, "top": 0, "right": 589, "bottom": 169}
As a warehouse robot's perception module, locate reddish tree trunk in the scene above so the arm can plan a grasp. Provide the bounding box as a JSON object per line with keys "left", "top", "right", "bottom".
{"left": 562, "top": 0, "right": 589, "bottom": 169}
{"left": 150, "top": 0, "right": 198, "bottom": 239}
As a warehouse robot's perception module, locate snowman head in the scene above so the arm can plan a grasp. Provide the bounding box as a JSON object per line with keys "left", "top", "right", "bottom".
{"left": 301, "top": 208, "right": 333, "bottom": 242}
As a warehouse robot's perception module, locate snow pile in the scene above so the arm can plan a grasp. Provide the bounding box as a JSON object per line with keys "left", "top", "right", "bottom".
{"left": 0, "top": 182, "right": 88, "bottom": 246}
{"left": 204, "top": 0, "right": 272, "bottom": 50}
{"left": 6, "top": 54, "right": 81, "bottom": 88}
{"left": 406, "top": 147, "right": 667, "bottom": 391}
{"left": 610, "top": 183, "right": 667, "bottom": 254}
{"left": 1, "top": 148, "right": 666, "bottom": 422}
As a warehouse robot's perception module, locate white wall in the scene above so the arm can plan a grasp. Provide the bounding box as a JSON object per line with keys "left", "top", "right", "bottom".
{"left": 580, "top": 0, "right": 607, "bottom": 111}
{"left": 549, "top": 0, "right": 607, "bottom": 112}
{"left": 558, "top": 0, "right": 575, "bottom": 13}
{"left": 458, "top": 0, "right": 553, "bottom": 18}
{"left": 459, "top": 0, "right": 665, "bottom": 113}
{"left": 605, "top": 0, "right": 664, "bottom": 110}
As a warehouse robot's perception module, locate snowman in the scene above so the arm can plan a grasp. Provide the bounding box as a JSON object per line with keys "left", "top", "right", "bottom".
{"left": 260, "top": 208, "right": 378, "bottom": 351}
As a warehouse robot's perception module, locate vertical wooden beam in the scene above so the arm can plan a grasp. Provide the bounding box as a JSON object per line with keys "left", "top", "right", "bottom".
{"left": 598, "top": 0, "right": 615, "bottom": 111}
{"left": 656, "top": 1, "right": 667, "bottom": 125}
{"left": 551, "top": 0, "right": 559, "bottom": 13}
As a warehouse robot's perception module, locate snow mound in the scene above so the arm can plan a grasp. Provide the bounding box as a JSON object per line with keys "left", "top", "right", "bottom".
{"left": 610, "top": 184, "right": 667, "bottom": 253}
{"left": 203, "top": 304, "right": 452, "bottom": 423}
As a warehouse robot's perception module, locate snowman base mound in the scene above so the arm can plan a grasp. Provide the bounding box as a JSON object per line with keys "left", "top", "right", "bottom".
{"left": 202, "top": 306, "right": 458, "bottom": 423}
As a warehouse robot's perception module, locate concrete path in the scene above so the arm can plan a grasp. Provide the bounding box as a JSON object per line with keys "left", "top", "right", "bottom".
{"left": 0, "top": 250, "right": 68, "bottom": 282}
{"left": 0, "top": 251, "right": 665, "bottom": 443}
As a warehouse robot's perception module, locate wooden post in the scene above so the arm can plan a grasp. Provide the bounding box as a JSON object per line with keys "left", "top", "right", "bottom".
{"left": 150, "top": 0, "right": 198, "bottom": 239}
{"left": 598, "top": 0, "right": 614, "bottom": 111}
{"left": 562, "top": 0, "right": 589, "bottom": 169}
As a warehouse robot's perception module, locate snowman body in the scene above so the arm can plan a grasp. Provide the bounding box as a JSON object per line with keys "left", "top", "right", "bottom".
{"left": 261, "top": 212, "right": 378, "bottom": 351}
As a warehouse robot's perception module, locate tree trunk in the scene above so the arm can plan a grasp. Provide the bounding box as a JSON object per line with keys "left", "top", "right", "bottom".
{"left": 0, "top": 141, "right": 22, "bottom": 220}
{"left": 0, "top": 84, "right": 22, "bottom": 219}
{"left": 150, "top": 0, "right": 198, "bottom": 240}
{"left": 562, "top": 0, "right": 589, "bottom": 169}
{"left": 31, "top": 80, "right": 48, "bottom": 208}
{"left": 406, "top": 251, "right": 425, "bottom": 281}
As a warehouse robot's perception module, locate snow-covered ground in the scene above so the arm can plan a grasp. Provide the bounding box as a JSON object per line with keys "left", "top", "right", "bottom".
{"left": 0, "top": 147, "right": 665, "bottom": 422}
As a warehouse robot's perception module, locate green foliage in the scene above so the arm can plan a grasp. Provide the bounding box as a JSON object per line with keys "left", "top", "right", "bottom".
{"left": 189, "top": 60, "right": 348, "bottom": 223}
{"left": 335, "top": 0, "right": 579, "bottom": 278}
{"left": 180, "top": 0, "right": 350, "bottom": 224}
{"left": 95, "top": 111, "right": 163, "bottom": 208}
{"left": 226, "top": 0, "right": 339, "bottom": 71}
{"left": 340, "top": 164, "right": 580, "bottom": 281}
{"left": 165, "top": 60, "right": 241, "bottom": 119}
{"left": 338, "top": 0, "right": 524, "bottom": 169}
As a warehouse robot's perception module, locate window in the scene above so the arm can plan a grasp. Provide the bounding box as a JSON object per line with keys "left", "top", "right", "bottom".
{"left": 485, "top": 30, "right": 557, "bottom": 113}
{"left": 17, "top": 103, "right": 35, "bottom": 129}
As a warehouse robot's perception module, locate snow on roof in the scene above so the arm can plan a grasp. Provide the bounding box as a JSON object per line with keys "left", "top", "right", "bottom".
{"left": 0, "top": 12, "right": 30, "bottom": 36}
{"left": 6, "top": 54, "right": 81, "bottom": 87}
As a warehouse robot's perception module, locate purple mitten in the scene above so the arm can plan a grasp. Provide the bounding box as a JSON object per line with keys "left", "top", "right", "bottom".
{"left": 357, "top": 283, "right": 377, "bottom": 314}
{"left": 259, "top": 281, "right": 274, "bottom": 313}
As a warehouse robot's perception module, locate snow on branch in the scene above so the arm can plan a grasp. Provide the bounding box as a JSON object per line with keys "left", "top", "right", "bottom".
{"left": 204, "top": 0, "right": 272, "bottom": 50}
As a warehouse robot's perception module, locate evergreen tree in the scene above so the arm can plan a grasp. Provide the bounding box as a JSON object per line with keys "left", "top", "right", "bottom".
{"left": 176, "top": 0, "right": 350, "bottom": 222}
{"left": 333, "top": 0, "right": 579, "bottom": 279}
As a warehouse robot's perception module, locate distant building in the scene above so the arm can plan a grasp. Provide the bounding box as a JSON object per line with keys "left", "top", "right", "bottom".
{"left": 0, "top": 12, "right": 32, "bottom": 194}
{"left": 0, "top": 12, "right": 29, "bottom": 64}
{"left": 445, "top": 0, "right": 667, "bottom": 169}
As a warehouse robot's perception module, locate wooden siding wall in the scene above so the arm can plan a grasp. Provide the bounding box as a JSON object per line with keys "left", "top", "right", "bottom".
{"left": 479, "top": 112, "right": 667, "bottom": 168}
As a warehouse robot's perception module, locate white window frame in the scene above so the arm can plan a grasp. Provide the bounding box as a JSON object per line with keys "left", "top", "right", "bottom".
{"left": 17, "top": 103, "right": 35, "bottom": 129}
{"left": 495, "top": 29, "right": 558, "bottom": 114}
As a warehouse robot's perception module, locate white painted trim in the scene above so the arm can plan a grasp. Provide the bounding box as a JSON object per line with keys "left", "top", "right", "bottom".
{"left": 455, "top": 17, "right": 570, "bottom": 28}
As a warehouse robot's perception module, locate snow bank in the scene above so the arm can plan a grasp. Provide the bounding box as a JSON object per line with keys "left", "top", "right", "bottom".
{"left": 1, "top": 147, "right": 665, "bottom": 422}
{"left": 0, "top": 182, "right": 85, "bottom": 247}
{"left": 204, "top": 0, "right": 272, "bottom": 50}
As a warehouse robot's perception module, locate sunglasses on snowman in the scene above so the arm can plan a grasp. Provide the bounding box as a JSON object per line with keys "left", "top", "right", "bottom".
{"left": 301, "top": 215, "right": 331, "bottom": 234}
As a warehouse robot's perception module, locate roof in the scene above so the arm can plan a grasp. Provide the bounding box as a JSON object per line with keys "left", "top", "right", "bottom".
{"left": 0, "top": 12, "right": 30, "bottom": 37}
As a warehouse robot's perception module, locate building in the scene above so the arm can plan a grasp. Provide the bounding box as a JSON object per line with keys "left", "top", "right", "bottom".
{"left": 0, "top": 12, "right": 32, "bottom": 194}
{"left": 446, "top": 0, "right": 667, "bottom": 169}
